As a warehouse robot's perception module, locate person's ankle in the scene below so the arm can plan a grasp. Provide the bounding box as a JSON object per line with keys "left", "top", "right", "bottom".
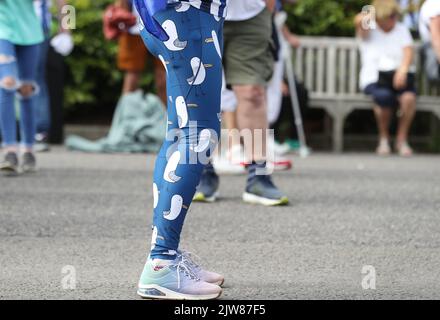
{"left": 4, "top": 146, "right": 18, "bottom": 154}
{"left": 379, "top": 137, "right": 389, "bottom": 144}
{"left": 395, "top": 137, "right": 408, "bottom": 147}
{"left": 22, "top": 147, "right": 34, "bottom": 154}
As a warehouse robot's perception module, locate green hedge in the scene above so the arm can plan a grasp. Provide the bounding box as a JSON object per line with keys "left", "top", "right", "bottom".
{"left": 285, "top": 0, "right": 369, "bottom": 36}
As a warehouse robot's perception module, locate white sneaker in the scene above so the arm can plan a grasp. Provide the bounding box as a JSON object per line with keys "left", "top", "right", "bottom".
{"left": 137, "top": 257, "right": 222, "bottom": 300}
{"left": 178, "top": 250, "right": 225, "bottom": 286}
{"left": 376, "top": 139, "right": 391, "bottom": 156}
{"left": 395, "top": 141, "right": 413, "bottom": 157}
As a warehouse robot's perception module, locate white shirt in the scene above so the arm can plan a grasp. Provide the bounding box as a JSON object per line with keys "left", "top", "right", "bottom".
{"left": 359, "top": 22, "right": 415, "bottom": 89}
{"left": 225, "top": 0, "right": 266, "bottom": 21}
{"left": 419, "top": 0, "right": 440, "bottom": 43}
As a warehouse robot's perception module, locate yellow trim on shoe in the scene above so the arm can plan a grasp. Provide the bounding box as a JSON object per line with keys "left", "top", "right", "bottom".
{"left": 242, "top": 192, "right": 289, "bottom": 206}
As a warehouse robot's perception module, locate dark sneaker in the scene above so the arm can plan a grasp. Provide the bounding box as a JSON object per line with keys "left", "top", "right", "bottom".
{"left": 0, "top": 152, "right": 19, "bottom": 176}
{"left": 243, "top": 174, "right": 289, "bottom": 206}
{"left": 34, "top": 133, "right": 50, "bottom": 153}
{"left": 193, "top": 164, "right": 219, "bottom": 203}
{"left": 21, "top": 152, "right": 36, "bottom": 173}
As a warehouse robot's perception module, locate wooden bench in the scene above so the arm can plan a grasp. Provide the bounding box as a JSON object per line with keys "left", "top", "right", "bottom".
{"left": 293, "top": 36, "right": 440, "bottom": 152}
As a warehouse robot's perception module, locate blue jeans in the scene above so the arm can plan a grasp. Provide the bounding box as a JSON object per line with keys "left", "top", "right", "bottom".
{"left": 0, "top": 39, "right": 40, "bottom": 148}
{"left": 35, "top": 37, "right": 51, "bottom": 135}
{"left": 139, "top": 6, "right": 224, "bottom": 259}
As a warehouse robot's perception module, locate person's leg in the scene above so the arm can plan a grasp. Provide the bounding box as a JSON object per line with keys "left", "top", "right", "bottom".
{"left": 16, "top": 43, "right": 41, "bottom": 172}
{"left": 34, "top": 37, "right": 51, "bottom": 148}
{"left": 366, "top": 84, "right": 396, "bottom": 155}
{"left": 267, "top": 59, "right": 284, "bottom": 126}
{"left": 0, "top": 40, "right": 19, "bottom": 150}
{"left": 220, "top": 77, "right": 242, "bottom": 163}
{"left": 122, "top": 71, "right": 141, "bottom": 93}
{"left": 118, "top": 33, "right": 147, "bottom": 94}
{"left": 234, "top": 84, "right": 269, "bottom": 161}
{"left": 373, "top": 106, "right": 393, "bottom": 140}
{"left": 136, "top": 6, "right": 224, "bottom": 300}
{"left": 0, "top": 40, "right": 20, "bottom": 174}
{"left": 396, "top": 91, "right": 416, "bottom": 156}
{"left": 0, "top": 40, "right": 19, "bottom": 175}
{"left": 194, "top": 82, "right": 242, "bottom": 201}
{"left": 224, "top": 9, "right": 288, "bottom": 206}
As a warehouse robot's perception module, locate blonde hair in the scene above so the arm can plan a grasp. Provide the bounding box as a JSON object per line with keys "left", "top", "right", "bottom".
{"left": 372, "top": 0, "right": 401, "bottom": 20}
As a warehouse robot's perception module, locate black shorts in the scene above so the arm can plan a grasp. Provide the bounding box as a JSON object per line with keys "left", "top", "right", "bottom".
{"left": 364, "top": 74, "right": 416, "bottom": 108}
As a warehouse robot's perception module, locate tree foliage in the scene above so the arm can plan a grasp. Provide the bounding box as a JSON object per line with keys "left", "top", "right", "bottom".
{"left": 285, "top": 0, "right": 369, "bottom": 36}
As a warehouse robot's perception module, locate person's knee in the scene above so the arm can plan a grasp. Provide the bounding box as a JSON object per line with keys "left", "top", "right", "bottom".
{"left": 372, "top": 89, "right": 396, "bottom": 108}
{"left": 0, "top": 76, "right": 18, "bottom": 91}
{"left": 400, "top": 92, "right": 416, "bottom": 107}
{"left": 17, "top": 82, "right": 38, "bottom": 99}
{"left": 237, "top": 85, "right": 266, "bottom": 109}
{"left": 0, "top": 54, "right": 15, "bottom": 65}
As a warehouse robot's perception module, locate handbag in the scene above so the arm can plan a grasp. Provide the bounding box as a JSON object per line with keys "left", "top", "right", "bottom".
{"left": 103, "top": 4, "right": 138, "bottom": 41}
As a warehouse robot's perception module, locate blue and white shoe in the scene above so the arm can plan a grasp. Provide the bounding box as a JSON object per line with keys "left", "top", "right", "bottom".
{"left": 243, "top": 174, "right": 289, "bottom": 206}
{"left": 137, "top": 257, "right": 222, "bottom": 300}
{"left": 178, "top": 250, "right": 225, "bottom": 286}
{"left": 193, "top": 164, "right": 220, "bottom": 202}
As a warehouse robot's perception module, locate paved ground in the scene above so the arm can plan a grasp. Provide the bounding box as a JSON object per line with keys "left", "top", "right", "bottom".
{"left": 1, "top": 148, "right": 440, "bottom": 300}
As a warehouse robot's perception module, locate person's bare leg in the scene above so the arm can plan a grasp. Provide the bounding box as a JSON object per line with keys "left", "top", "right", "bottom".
{"left": 373, "top": 105, "right": 392, "bottom": 155}
{"left": 233, "top": 84, "right": 268, "bottom": 162}
{"left": 234, "top": 83, "right": 288, "bottom": 206}
{"left": 373, "top": 106, "right": 392, "bottom": 140}
{"left": 223, "top": 110, "right": 237, "bottom": 131}
{"left": 396, "top": 92, "right": 416, "bottom": 156}
{"left": 122, "top": 71, "right": 141, "bottom": 94}
{"left": 222, "top": 110, "right": 243, "bottom": 164}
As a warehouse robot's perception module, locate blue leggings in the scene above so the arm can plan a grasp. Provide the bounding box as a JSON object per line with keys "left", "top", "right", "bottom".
{"left": 139, "top": 6, "right": 224, "bottom": 259}
{"left": 0, "top": 39, "right": 40, "bottom": 148}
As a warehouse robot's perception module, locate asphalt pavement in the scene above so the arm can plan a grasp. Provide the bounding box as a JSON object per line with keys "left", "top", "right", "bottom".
{"left": 1, "top": 148, "right": 439, "bottom": 299}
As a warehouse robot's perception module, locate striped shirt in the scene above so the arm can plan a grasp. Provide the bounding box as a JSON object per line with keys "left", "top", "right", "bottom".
{"left": 180, "top": 0, "right": 227, "bottom": 18}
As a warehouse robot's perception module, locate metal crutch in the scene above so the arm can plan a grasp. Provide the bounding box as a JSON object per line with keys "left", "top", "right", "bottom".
{"left": 282, "top": 34, "right": 311, "bottom": 158}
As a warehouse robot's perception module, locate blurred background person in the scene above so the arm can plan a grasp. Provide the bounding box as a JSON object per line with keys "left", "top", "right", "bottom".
{"left": 215, "top": 0, "right": 300, "bottom": 174}
{"left": 34, "top": 0, "right": 73, "bottom": 152}
{"left": 419, "top": 0, "right": 440, "bottom": 82}
{"left": 355, "top": 0, "right": 417, "bottom": 157}
{"left": 195, "top": 0, "right": 290, "bottom": 206}
{"left": 0, "top": 0, "right": 44, "bottom": 175}
{"left": 399, "top": 0, "right": 423, "bottom": 35}
{"left": 114, "top": 0, "right": 166, "bottom": 102}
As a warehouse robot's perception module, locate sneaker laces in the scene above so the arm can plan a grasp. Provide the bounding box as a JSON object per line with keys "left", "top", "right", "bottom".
{"left": 174, "top": 259, "right": 200, "bottom": 289}
{"left": 179, "top": 251, "right": 203, "bottom": 273}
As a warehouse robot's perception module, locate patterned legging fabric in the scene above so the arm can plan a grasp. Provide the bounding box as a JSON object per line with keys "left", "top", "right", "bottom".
{"left": 139, "top": 5, "right": 224, "bottom": 259}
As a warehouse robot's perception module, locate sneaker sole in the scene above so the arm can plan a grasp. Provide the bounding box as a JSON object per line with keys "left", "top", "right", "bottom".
{"left": 137, "top": 285, "right": 222, "bottom": 300}
{"left": 216, "top": 279, "right": 225, "bottom": 287}
{"left": 0, "top": 167, "right": 19, "bottom": 177}
{"left": 193, "top": 191, "right": 219, "bottom": 203}
{"left": 242, "top": 192, "right": 289, "bottom": 206}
